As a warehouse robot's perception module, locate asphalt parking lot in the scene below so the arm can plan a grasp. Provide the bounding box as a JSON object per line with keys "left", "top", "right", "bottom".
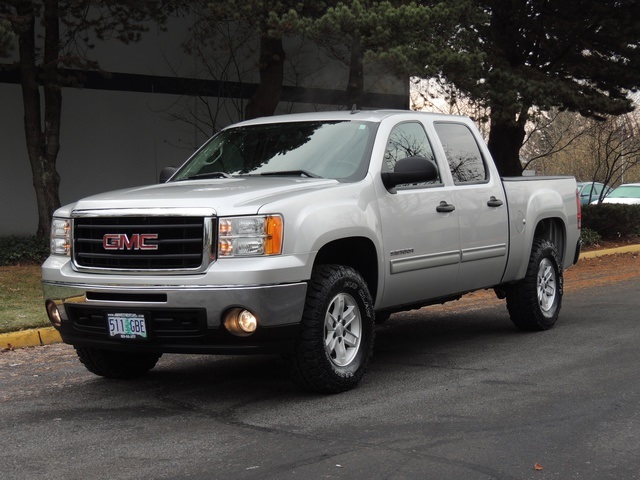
{"left": 1, "top": 253, "right": 639, "bottom": 479}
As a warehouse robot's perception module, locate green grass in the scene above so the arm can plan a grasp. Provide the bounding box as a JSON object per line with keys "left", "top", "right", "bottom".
{"left": 0, "top": 265, "right": 49, "bottom": 333}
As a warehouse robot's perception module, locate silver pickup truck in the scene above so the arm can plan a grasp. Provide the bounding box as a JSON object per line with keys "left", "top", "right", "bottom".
{"left": 42, "top": 110, "right": 581, "bottom": 392}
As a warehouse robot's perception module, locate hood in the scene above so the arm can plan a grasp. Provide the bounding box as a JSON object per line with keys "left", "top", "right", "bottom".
{"left": 70, "top": 176, "right": 339, "bottom": 216}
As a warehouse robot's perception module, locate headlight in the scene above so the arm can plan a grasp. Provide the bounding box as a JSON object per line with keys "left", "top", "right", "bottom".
{"left": 218, "top": 215, "right": 283, "bottom": 257}
{"left": 50, "top": 218, "right": 71, "bottom": 256}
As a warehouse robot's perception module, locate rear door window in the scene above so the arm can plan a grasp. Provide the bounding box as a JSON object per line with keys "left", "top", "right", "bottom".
{"left": 434, "top": 123, "right": 487, "bottom": 184}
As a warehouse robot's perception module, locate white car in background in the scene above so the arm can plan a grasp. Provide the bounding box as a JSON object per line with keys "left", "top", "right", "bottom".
{"left": 597, "top": 183, "right": 640, "bottom": 205}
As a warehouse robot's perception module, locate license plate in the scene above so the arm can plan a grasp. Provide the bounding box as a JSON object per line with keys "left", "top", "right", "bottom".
{"left": 107, "top": 313, "right": 147, "bottom": 339}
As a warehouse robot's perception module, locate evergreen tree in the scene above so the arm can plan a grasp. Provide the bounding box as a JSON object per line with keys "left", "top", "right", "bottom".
{"left": 339, "top": 0, "right": 640, "bottom": 176}
{"left": 207, "top": 0, "right": 324, "bottom": 119}
{"left": 453, "top": 0, "right": 640, "bottom": 176}
{"left": 0, "top": 17, "right": 12, "bottom": 55}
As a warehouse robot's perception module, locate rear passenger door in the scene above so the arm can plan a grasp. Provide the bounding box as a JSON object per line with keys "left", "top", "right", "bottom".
{"left": 433, "top": 122, "right": 509, "bottom": 291}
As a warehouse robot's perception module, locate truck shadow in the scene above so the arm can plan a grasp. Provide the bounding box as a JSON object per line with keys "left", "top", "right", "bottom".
{"left": 37, "top": 305, "right": 552, "bottom": 427}
{"left": 129, "top": 304, "right": 519, "bottom": 393}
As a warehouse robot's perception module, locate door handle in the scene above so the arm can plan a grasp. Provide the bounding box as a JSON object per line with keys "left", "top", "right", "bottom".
{"left": 487, "top": 196, "right": 504, "bottom": 207}
{"left": 436, "top": 201, "right": 456, "bottom": 213}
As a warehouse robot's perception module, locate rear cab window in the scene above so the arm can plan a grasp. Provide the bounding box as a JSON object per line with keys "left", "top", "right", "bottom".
{"left": 433, "top": 122, "right": 488, "bottom": 184}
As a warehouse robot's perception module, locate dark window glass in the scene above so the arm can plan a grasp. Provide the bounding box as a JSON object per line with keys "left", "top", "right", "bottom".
{"left": 383, "top": 122, "right": 440, "bottom": 186}
{"left": 384, "top": 122, "right": 436, "bottom": 169}
{"left": 172, "top": 121, "right": 376, "bottom": 182}
{"left": 434, "top": 123, "right": 487, "bottom": 183}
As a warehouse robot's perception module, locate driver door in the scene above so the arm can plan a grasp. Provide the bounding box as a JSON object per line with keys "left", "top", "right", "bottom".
{"left": 376, "top": 121, "right": 461, "bottom": 308}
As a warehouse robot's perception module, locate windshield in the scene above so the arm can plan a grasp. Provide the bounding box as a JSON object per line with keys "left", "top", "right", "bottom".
{"left": 171, "top": 120, "right": 376, "bottom": 182}
{"left": 608, "top": 185, "right": 640, "bottom": 198}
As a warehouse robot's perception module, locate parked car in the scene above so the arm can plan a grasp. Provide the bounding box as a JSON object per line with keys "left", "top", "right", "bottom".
{"left": 577, "top": 181, "right": 610, "bottom": 205}
{"left": 597, "top": 183, "right": 640, "bottom": 205}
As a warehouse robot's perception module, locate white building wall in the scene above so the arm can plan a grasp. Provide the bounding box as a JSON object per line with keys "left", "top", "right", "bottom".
{"left": 1, "top": 85, "right": 206, "bottom": 235}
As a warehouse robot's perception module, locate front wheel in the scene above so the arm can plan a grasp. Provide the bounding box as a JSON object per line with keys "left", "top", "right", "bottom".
{"left": 287, "top": 265, "right": 375, "bottom": 393}
{"left": 75, "top": 347, "right": 162, "bottom": 379}
{"left": 505, "top": 238, "right": 563, "bottom": 331}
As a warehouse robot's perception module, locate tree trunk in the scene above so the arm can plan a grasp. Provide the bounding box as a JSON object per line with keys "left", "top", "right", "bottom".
{"left": 244, "top": 34, "right": 285, "bottom": 120}
{"left": 346, "top": 33, "right": 364, "bottom": 109}
{"left": 487, "top": 108, "right": 528, "bottom": 177}
{"left": 17, "top": 0, "right": 62, "bottom": 238}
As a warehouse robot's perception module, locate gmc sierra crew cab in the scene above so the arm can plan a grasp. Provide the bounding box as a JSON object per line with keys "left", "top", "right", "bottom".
{"left": 42, "top": 110, "right": 581, "bottom": 393}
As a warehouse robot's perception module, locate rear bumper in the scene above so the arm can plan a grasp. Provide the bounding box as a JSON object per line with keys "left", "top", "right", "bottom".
{"left": 42, "top": 280, "right": 306, "bottom": 354}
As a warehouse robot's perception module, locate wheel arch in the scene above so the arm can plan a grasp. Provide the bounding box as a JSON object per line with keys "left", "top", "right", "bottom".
{"left": 533, "top": 217, "right": 567, "bottom": 267}
{"left": 312, "top": 237, "right": 379, "bottom": 303}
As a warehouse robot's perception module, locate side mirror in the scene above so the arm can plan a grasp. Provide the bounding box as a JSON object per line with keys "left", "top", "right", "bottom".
{"left": 159, "top": 166, "right": 177, "bottom": 183}
{"left": 381, "top": 156, "right": 439, "bottom": 191}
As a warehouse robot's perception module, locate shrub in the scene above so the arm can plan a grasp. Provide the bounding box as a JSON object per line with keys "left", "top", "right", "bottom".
{"left": 580, "top": 227, "right": 602, "bottom": 247}
{"left": 0, "top": 236, "right": 49, "bottom": 266}
{"left": 582, "top": 204, "right": 640, "bottom": 240}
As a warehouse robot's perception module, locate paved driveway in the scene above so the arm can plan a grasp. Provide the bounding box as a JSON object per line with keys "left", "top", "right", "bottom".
{"left": 1, "top": 254, "right": 639, "bottom": 479}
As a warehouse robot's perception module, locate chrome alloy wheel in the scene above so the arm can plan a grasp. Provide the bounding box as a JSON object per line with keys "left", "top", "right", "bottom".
{"left": 537, "top": 258, "right": 557, "bottom": 316}
{"left": 324, "top": 293, "right": 362, "bottom": 367}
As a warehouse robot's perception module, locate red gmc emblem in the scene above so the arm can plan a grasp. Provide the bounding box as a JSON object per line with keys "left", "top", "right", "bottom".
{"left": 103, "top": 233, "right": 159, "bottom": 251}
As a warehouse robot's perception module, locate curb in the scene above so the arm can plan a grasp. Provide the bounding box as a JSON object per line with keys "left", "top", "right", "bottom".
{"left": 1, "top": 244, "right": 638, "bottom": 352}
{"left": 1, "top": 326, "right": 62, "bottom": 351}
{"left": 579, "top": 244, "right": 640, "bottom": 259}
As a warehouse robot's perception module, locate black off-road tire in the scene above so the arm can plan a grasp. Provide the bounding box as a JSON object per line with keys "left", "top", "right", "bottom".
{"left": 75, "top": 347, "right": 162, "bottom": 379}
{"left": 288, "top": 265, "right": 375, "bottom": 393}
{"left": 505, "top": 238, "right": 563, "bottom": 331}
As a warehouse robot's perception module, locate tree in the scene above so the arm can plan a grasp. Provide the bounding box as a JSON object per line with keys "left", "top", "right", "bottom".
{"left": 0, "top": 1, "right": 171, "bottom": 238}
{"left": 520, "top": 110, "right": 594, "bottom": 175}
{"left": 311, "top": 0, "right": 479, "bottom": 109}
{"left": 446, "top": 0, "right": 640, "bottom": 176}
{"left": 166, "top": 4, "right": 255, "bottom": 137}
{"left": 520, "top": 109, "right": 640, "bottom": 192}
{"left": 587, "top": 114, "right": 640, "bottom": 198}
{"left": 310, "top": 0, "right": 371, "bottom": 109}
{"left": 0, "top": 16, "right": 12, "bottom": 55}
{"left": 207, "top": 1, "right": 322, "bottom": 120}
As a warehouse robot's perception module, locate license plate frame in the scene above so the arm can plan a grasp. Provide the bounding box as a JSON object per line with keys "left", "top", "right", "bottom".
{"left": 107, "top": 313, "right": 148, "bottom": 340}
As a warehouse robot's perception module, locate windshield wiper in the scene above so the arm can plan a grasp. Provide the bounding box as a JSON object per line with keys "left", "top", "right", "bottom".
{"left": 260, "top": 170, "right": 322, "bottom": 178}
{"left": 179, "top": 172, "right": 233, "bottom": 181}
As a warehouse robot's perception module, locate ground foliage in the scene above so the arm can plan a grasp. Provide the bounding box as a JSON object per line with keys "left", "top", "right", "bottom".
{"left": 582, "top": 204, "right": 640, "bottom": 240}
{"left": 0, "top": 236, "right": 49, "bottom": 266}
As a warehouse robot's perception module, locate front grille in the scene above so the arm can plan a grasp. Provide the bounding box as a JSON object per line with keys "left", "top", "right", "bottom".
{"left": 73, "top": 216, "right": 208, "bottom": 270}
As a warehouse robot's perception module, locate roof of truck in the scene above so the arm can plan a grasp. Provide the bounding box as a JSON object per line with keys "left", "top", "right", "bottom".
{"left": 229, "top": 110, "right": 470, "bottom": 128}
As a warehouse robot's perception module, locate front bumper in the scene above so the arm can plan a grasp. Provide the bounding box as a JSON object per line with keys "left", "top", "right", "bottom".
{"left": 42, "top": 280, "right": 307, "bottom": 354}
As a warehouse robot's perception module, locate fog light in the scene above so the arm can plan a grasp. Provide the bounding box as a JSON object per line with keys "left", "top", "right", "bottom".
{"left": 224, "top": 308, "right": 258, "bottom": 337}
{"left": 238, "top": 310, "right": 257, "bottom": 333}
{"left": 46, "top": 300, "right": 62, "bottom": 328}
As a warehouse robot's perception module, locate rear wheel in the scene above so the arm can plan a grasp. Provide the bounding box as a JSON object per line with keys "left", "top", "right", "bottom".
{"left": 505, "top": 238, "right": 563, "bottom": 331}
{"left": 288, "top": 265, "right": 375, "bottom": 393}
{"left": 75, "top": 347, "right": 162, "bottom": 379}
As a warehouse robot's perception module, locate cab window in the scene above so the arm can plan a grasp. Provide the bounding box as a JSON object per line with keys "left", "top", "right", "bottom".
{"left": 383, "top": 122, "right": 441, "bottom": 187}
{"left": 434, "top": 123, "right": 487, "bottom": 184}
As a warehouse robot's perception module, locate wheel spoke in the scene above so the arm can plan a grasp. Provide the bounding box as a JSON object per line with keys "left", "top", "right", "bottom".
{"left": 343, "top": 329, "right": 360, "bottom": 347}
{"left": 325, "top": 310, "right": 338, "bottom": 330}
{"left": 334, "top": 339, "right": 347, "bottom": 364}
{"left": 342, "top": 305, "right": 357, "bottom": 327}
